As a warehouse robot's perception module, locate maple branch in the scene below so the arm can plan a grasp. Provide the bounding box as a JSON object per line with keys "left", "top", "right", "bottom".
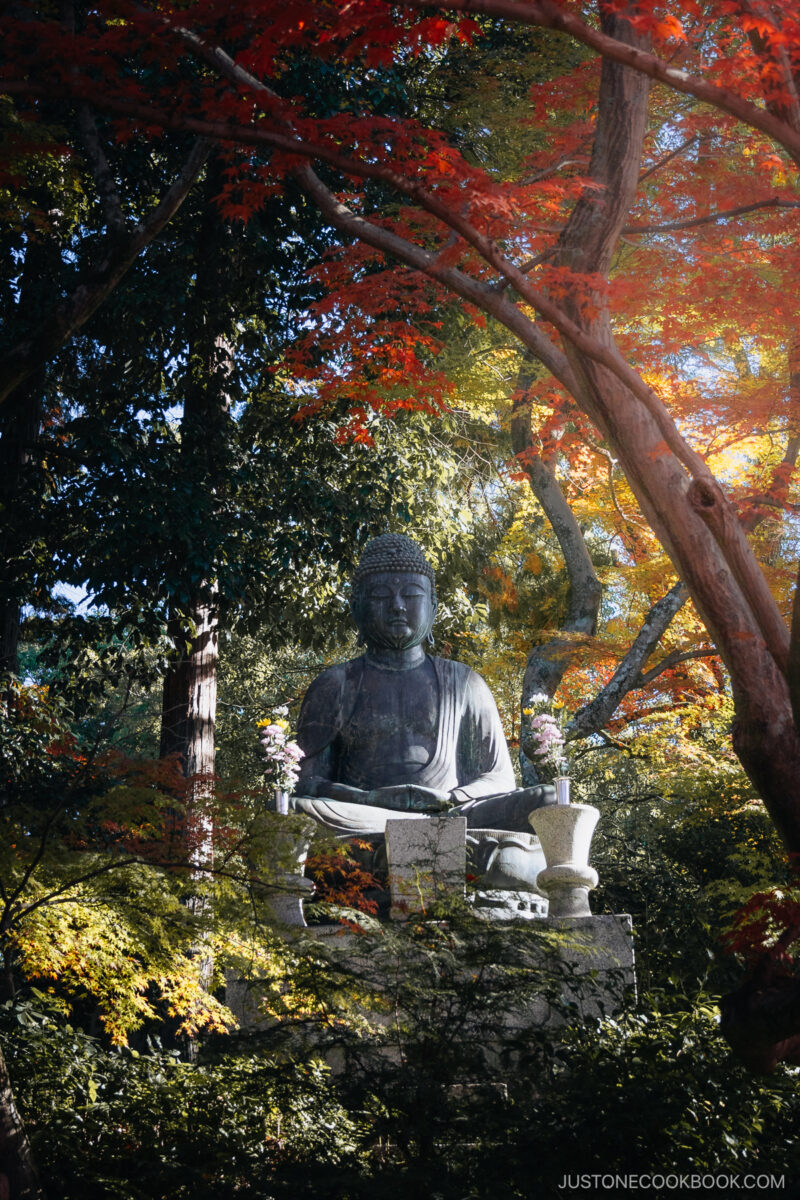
{"left": 397, "top": 0, "right": 800, "bottom": 165}
{"left": 623, "top": 197, "right": 800, "bottom": 235}
{"left": 517, "top": 151, "right": 591, "bottom": 186}
{"left": 520, "top": 4, "right": 795, "bottom": 700}
{"left": 293, "top": 162, "right": 575, "bottom": 391}
{"left": 0, "top": 133, "right": 210, "bottom": 408}
{"left": 148, "top": 19, "right": 588, "bottom": 394}
{"left": 3, "top": 76, "right": 717, "bottom": 488}
{"left": 567, "top": 582, "right": 690, "bottom": 738}
{"left": 635, "top": 645, "right": 719, "bottom": 688}
{"left": 740, "top": 434, "right": 800, "bottom": 533}
{"left": 588, "top": 439, "right": 651, "bottom": 542}
{"left": 17, "top": 12, "right": 726, "bottom": 491}
{"left": 32, "top": 9, "right": 792, "bottom": 711}
{"left": 499, "top": 195, "right": 799, "bottom": 261}
{"left": 499, "top": 244, "right": 559, "bottom": 282}
{"left": 638, "top": 133, "right": 698, "bottom": 183}
{"left": 742, "top": 0, "right": 800, "bottom": 134}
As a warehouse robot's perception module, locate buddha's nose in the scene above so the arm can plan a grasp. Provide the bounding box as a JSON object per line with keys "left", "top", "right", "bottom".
{"left": 391, "top": 592, "right": 407, "bottom": 612}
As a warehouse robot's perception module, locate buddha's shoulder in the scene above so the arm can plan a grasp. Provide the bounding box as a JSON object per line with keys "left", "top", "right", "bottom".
{"left": 429, "top": 656, "right": 488, "bottom": 689}
{"left": 301, "top": 656, "right": 365, "bottom": 697}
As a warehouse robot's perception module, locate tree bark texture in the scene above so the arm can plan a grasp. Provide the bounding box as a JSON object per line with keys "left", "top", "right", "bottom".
{"left": 510, "top": 356, "right": 603, "bottom": 711}
{"left": 0, "top": 1045, "right": 42, "bottom": 1200}
{"left": 160, "top": 602, "right": 219, "bottom": 784}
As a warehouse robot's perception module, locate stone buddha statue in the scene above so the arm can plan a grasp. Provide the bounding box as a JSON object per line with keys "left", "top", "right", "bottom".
{"left": 291, "top": 534, "right": 553, "bottom": 837}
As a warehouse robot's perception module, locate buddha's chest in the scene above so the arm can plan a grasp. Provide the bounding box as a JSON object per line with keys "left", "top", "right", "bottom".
{"left": 338, "top": 661, "right": 439, "bottom": 786}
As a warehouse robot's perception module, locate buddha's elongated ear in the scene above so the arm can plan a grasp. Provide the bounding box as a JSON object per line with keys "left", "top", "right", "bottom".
{"left": 425, "top": 593, "right": 437, "bottom": 645}
{"left": 350, "top": 588, "right": 366, "bottom": 645}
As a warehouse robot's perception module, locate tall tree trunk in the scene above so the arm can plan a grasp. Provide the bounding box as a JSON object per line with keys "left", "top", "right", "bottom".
{"left": 0, "top": 376, "right": 43, "bottom": 678}
{"left": 0, "top": 1045, "right": 43, "bottom": 1200}
{"left": 158, "top": 158, "right": 236, "bottom": 870}
{"left": 160, "top": 599, "right": 219, "bottom": 859}
{"left": 511, "top": 356, "right": 603, "bottom": 706}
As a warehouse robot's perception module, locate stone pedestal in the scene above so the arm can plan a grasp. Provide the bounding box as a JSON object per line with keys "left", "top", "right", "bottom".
{"left": 386, "top": 814, "right": 467, "bottom": 919}
{"left": 529, "top": 803, "right": 599, "bottom": 918}
{"left": 523, "top": 913, "right": 636, "bottom": 1024}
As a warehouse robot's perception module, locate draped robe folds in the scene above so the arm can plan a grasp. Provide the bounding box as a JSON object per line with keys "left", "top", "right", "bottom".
{"left": 292, "top": 655, "right": 523, "bottom": 835}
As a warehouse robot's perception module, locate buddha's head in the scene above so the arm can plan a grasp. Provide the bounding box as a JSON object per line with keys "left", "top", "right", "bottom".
{"left": 351, "top": 534, "right": 437, "bottom": 652}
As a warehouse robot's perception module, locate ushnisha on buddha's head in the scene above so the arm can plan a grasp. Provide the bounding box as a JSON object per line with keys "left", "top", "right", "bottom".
{"left": 350, "top": 534, "right": 437, "bottom": 653}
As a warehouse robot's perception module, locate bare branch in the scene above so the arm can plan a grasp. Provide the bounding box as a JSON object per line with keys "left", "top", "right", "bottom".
{"left": 568, "top": 582, "right": 689, "bottom": 738}
{"left": 517, "top": 152, "right": 591, "bottom": 186}
{"left": 496, "top": 194, "right": 798, "bottom": 270}
{"left": 638, "top": 133, "right": 698, "bottom": 183}
{"left": 635, "top": 645, "right": 719, "bottom": 688}
{"left": 623, "top": 197, "right": 800, "bottom": 236}
{"left": 76, "top": 104, "right": 126, "bottom": 234}
{"left": 511, "top": 357, "right": 602, "bottom": 706}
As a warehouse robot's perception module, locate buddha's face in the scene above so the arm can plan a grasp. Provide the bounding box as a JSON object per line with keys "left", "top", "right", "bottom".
{"left": 352, "top": 571, "right": 435, "bottom": 651}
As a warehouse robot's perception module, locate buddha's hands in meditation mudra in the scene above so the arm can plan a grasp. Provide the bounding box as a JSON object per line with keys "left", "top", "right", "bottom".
{"left": 301, "top": 778, "right": 454, "bottom": 813}
{"left": 291, "top": 535, "right": 555, "bottom": 837}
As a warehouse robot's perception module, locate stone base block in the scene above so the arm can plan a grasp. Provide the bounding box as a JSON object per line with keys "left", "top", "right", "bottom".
{"left": 522, "top": 913, "right": 636, "bottom": 1026}
{"left": 386, "top": 815, "right": 467, "bottom": 919}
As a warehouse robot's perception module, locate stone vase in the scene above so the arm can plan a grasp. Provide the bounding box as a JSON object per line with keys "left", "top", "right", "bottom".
{"left": 529, "top": 803, "right": 599, "bottom": 918}
{"left": 267, "top": 819, "right": 315, "bottom": 927}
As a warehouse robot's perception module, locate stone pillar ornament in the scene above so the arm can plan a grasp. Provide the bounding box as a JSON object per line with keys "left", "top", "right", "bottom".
{"left": 266, "top": 820, "right": 315, "bottom": 927}
{"left": 529, "top": 803, "right": 600, "bottom": 918}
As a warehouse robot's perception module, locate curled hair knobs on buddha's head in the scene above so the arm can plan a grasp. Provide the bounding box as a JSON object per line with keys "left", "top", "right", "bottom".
{"left": 352, "top": 534, "right": 436, "bottom": 600}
